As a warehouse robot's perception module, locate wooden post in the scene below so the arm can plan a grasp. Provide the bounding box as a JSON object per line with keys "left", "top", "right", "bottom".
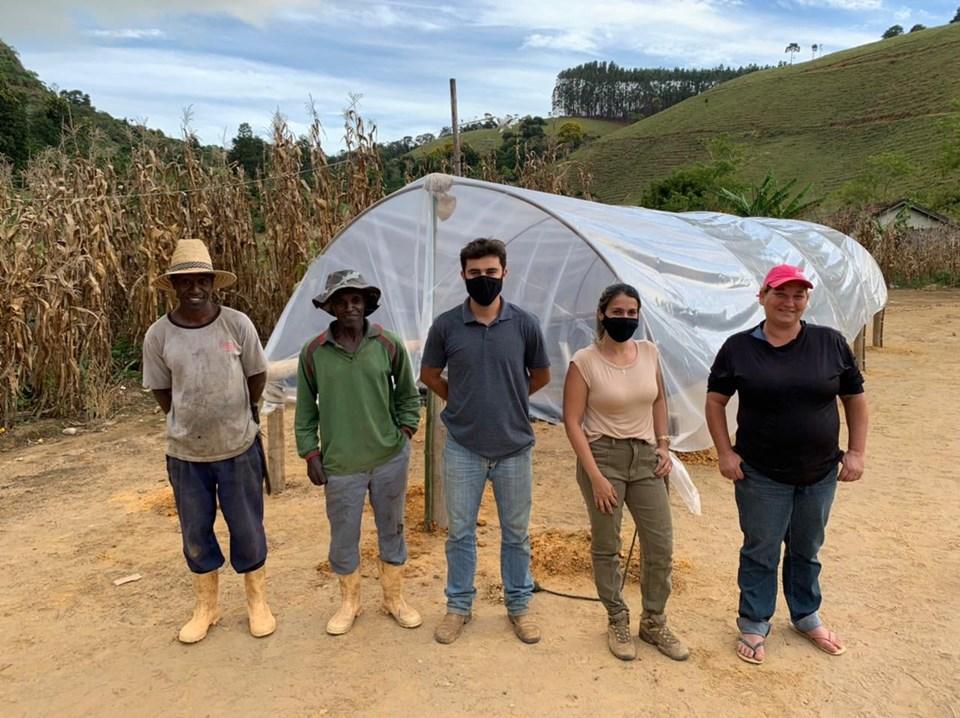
{"left": 265, "top": 404, "right": 286, "bottom": 494}
{"left": 450, "top": 78, "right": 461, "bottom": 177}
{"left": 853, "top": 326, "right": 866, "bottom": 371}
{"left": 422, "top": 185, "right": 448, "bottom": 530}
{"left": 424, "top": 393, "right": 448, "bottom": 530}
{"left": 872, "top": 308, "right": 885, "bottom": 347}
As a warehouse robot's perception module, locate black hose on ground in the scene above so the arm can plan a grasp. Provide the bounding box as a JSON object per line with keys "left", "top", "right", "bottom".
{"left": 533, "top": 527, "right": 639, "bottom": 602}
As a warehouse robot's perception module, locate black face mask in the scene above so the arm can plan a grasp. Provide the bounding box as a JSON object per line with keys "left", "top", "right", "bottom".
{"left": 465, "top": 275, "right": 503, "bottom": 306}
{"left": 602, "top": 316, "right": 639, "bottom": 343}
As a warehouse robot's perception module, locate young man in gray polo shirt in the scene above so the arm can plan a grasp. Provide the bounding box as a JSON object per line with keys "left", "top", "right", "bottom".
{"left": 420, "top": 238, "right": 551, "bottom": 645}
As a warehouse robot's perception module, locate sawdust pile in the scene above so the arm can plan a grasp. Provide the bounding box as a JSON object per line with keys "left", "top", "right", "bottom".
{"left": 675, "top": 449, "right": 718, "bottom": 466}
{"left": 110, "top": 487, "right": 177, "bottom": 517}
{"left": 531, "top": 528, "right": 690, "bottom": 590}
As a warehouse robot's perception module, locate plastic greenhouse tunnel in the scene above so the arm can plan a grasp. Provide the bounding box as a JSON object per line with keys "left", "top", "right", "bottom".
{"left": 264, "top": 173, "right": 887, "bottom": 452}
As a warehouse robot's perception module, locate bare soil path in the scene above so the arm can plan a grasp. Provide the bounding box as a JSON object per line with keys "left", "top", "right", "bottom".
{"left": 1, "top": 289, "right": 958, "bottom": 717}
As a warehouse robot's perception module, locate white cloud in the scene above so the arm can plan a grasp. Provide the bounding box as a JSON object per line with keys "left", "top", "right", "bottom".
{"left": 474, "top": 0, "right": 745, "bottom": 36}
{"left": 522, "top": 32, "right": 598, "bottom": 53}
{"left": 9, "top": 0, "right": 939, "bottom": 148}
{"left": 3, "top": 1, "right": 310, "bottom": 36}
{"left": 89, "top": 28, "right": 166, "bottom": 39}
{"left": 277, "top": 3, "right": 448, "bottom": 32}
{"left": 21, "top": 47, "right": 460, "bottom": 147}
{"left": 792, "top": 0, "right": 883, "bottom": 9}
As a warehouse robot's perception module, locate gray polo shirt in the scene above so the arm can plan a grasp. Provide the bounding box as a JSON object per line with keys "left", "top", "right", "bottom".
{"left": 421, "top": 298, "right": 550, "bottom": 459}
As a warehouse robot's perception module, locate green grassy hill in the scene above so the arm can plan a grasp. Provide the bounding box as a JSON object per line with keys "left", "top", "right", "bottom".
{"left": 408, "top": 117, "right": 626, "bottom": 157}
{"left": 0, "top": 39, "right": 174, "bottom": 167}
{"left": 573, "top": 23, "right": 960, "bottom": 205}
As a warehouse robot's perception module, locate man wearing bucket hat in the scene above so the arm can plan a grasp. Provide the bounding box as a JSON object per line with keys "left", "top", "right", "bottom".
{"left": 705, "top": 263, "right": 868, "bottom": 665}
{"left": 142, "top": 239, "right": 276, "bottom": 643}
{"left": 295, "top": 269, "right": 422, "bottom": 635}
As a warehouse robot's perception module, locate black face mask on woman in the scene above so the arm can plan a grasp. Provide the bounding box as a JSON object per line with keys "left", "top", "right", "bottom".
{"left": 465, "top": 275, "right": 503, "bottom": 306}
{"left": 602, "top": 316, "right": 639, "bottom": 342}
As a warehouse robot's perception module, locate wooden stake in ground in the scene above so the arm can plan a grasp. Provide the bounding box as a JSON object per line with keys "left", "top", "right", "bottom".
{"left": 266, "top": 404, "right": 286, "bottom": 494}
{"left": 873, "top": 309, "right": 885, "bottom": 347}
{"left": 450, "top": 79, "right": 461, "bottom": 177}
{"left": 423, "top": 181, "right": 449, "bottom": 530}
{"left": 854, "top": 325, "right": 866, "bottom": 371}
{"left": 424, "top": 392, "right": 447, "bottom": 530}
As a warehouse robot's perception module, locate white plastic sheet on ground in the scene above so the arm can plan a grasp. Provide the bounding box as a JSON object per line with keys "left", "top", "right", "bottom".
{"left": 264, "top": 175, "right": 887, "bottom": 452}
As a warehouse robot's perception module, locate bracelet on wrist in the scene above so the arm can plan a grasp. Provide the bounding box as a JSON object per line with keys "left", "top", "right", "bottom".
{"left": 656, "top": 435, "right": 671, "bottom": 447}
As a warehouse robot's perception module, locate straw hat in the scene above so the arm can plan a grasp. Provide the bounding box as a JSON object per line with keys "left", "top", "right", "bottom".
{"left": 154, "top": 239, "right": 237, "bottom": 292}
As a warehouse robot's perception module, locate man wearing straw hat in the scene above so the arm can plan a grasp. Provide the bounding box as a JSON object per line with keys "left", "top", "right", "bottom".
{"left": 142, "top": 239, "right": 276, "bottom": 643}
{"left": 295, "top": 269, "right": 422, "bottom": 636}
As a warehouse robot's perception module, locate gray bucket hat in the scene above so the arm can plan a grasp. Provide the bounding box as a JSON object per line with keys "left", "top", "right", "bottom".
{"left": 312, "top": 269, "right": 382, "bottom": 315}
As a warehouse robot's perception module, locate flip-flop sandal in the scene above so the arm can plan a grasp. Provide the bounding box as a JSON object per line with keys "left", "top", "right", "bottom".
{"left": 791, "top": 625, "right": 847, "bottom": 656}
{"left": 736, "top": 635, "right": 765, "bottom": 665}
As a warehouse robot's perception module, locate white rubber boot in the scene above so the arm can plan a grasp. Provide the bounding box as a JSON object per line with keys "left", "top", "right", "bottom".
{"left": 178, "top": 571, "right": 221, "bottom": 644}
{"left": 244, "top": 566, "right": 277, "bottom": 638}
{"left": 379, "top": 560, "right": 422, "bottom": 629}
{"left": 326, "top": 569, "right": 362, "bottom": 635}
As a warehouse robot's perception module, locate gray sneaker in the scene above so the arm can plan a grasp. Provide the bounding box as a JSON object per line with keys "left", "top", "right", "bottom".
{"left": 639, "top": 612, "right": 689, "bottom": 661}
{"left": 607, "top": 610, "right": 636, "bottom": 661}
{"left": 434, "top": 612, "right": 471, "bottom": 644}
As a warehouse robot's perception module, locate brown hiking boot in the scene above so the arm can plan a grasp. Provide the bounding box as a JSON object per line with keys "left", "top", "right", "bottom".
{"left": 434, "top": 612, "right": 471, "bottom": 644}
{"left": 509, "top": 614, "right": 541, "bottom": 644}
{"left": 639, "top": 612, "right": 689, "bottom": 661}
{"left": 607, "top": 610, "right": 636, "bottom": 661}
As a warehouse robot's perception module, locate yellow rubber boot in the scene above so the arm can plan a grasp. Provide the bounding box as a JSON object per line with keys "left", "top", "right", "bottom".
{"left": 379, "top": 560, "right": 422, "bottom": 629}
{"left": 178, "top": 571, "right": 221, "bottom": 644}
{"left": 326, "top": 569, "right": 362, "bottom": 635}
{"left": 244, "top": 566, "right": 277, "bottom": 638}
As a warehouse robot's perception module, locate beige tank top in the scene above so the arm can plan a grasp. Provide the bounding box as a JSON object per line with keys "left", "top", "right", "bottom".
{"left": 570, "top": 340, "right": 660, "bottom": 444}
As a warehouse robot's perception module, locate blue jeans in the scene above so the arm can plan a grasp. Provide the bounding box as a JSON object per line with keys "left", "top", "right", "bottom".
{"left": 734, "top": 462, "right": 838, "bottom": 636}
{"left": 166, "top": 440, "right": 267, "bottom": 574}
{"left": 443, "top": 436, "right": 534, "bottom": 616}
{"left": 324, "top": 441, "right": 411, "bottom": 574}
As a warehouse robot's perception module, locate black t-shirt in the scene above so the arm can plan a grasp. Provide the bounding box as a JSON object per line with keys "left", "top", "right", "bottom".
{"left": 707, "top": 321, "right": 864, "bottom": 485}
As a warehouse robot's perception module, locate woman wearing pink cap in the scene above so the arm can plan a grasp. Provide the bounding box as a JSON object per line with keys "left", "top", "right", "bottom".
{"left": 705, "top": 264, "right": 869, "bottom": 665}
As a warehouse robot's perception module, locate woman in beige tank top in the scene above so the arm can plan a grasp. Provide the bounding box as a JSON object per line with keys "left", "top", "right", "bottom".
{"left": 563, "top": 283, "right": 688, "bottom": 663}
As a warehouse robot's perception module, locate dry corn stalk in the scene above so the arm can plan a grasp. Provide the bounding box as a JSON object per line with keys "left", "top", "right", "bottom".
{"left": 0, "top": 106, "right": 594, "bottom": 427}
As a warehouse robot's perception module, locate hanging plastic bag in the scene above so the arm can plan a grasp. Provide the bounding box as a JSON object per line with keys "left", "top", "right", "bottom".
{"left": 668, "top": 452, "right": 701, "bottom": 515}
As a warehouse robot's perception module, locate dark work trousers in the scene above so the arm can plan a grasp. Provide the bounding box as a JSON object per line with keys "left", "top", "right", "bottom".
{"left": 166, "top": 440, "right": 268, "bottom": 574}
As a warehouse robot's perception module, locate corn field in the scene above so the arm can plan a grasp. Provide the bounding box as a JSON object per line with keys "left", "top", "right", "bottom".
{"left": 0, "top": 112, "right": 592, "bottom": 427}
{"left": 10, "top": 107, "right": 950, "bottom": 429}
{"left": 829, "top": 208, "right": 960, "bottom": 287}
{"left": 0, "top": 111, "right": 388, "bottom": 426}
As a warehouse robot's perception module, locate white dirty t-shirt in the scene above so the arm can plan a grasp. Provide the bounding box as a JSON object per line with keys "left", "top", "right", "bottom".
{"left": 142, "top": 306, "right": 268, "bottom": 462}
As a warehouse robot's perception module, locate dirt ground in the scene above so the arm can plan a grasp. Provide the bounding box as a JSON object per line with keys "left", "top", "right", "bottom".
{"left": 1, "top": 289, "right": 958, "bottom": 718}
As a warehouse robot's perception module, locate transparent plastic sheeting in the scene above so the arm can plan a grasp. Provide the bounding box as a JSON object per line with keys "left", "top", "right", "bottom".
{"left": 264, "top": 175, "right": 887, "bottom": 452}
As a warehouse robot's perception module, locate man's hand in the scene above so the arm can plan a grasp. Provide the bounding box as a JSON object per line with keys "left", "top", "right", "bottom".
{"left": 719, "top": 449, "right": 745, "bottom": 481}
{"left": 839, "top": 449, "right": 865, "bottom": 482}
{"left": 306, "top": 456, "right": 328, "bottom": 486}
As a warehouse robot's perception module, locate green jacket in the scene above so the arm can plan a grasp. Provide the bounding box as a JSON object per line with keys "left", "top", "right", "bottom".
{"left": 295, "top": 322, "right": 421, "bottom": 475}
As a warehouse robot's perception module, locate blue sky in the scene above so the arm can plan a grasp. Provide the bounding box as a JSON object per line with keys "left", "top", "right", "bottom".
{"left": 4, "top": 1, "right": 957, "bottom": 147}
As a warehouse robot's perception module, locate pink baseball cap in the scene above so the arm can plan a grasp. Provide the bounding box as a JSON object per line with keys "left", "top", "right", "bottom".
{"left": 761, "top": 264, "right": 813, "bottom": 290}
